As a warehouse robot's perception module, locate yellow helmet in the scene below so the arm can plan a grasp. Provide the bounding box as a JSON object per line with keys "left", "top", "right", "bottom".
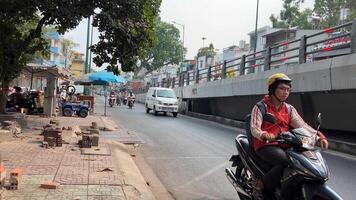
{"left": 267, "top": 73, "right": 291, "bottom": 87}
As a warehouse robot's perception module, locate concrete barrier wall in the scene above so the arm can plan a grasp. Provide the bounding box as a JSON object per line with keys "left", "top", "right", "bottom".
{"left": 138, "top": 54, "right": 356, "bottom": 132}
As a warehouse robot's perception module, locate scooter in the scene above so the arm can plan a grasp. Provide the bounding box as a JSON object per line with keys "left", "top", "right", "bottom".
{"left": 225, "top": 113, "right": 343, "bottom": 200}
{"left": 122, "top": 97, "right": 127, "bottom": 105}
{"left": 127, "top": 97, "right": 135, "bottom": 109}
{"left": 108, "top": 95, "right": 116, "bottom": 107}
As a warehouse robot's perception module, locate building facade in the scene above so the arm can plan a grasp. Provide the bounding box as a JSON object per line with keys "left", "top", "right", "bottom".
{"left": 70, "top": 51, "right": 85, "bottom": 78}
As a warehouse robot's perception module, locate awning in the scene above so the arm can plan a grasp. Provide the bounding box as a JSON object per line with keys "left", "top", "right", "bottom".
{"left": 24, "top": 63, "right": 71, "bottom": 79}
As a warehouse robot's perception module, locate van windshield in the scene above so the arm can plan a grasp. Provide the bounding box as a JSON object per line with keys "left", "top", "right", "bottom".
{"left": 157, "top": 90, "right": 176, "bottom": 98}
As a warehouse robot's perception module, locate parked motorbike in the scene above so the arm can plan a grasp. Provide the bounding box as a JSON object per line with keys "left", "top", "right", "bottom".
{"left": 122, "top": 97, "right": 127, "bottom": 105}
{"left": 108, "top": 95, "right": 116, "bottom": 107}
{"left": 225, "top": 113, "right": 342, "bottom": 200}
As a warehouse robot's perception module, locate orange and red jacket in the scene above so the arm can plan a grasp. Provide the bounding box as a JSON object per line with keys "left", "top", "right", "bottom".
{"left": 250, "top": 95, "right": 326, "bottom": 152}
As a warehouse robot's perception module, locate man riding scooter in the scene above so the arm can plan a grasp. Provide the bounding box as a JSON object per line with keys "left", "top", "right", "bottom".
{"left": 108, "top": 91, "right": 116, "bottom": 107}
{"left": 127, "top": 91, "right": 135, "bottom": 109}
{"left": 250, "top": 73, "right": 329, "bottom": 199}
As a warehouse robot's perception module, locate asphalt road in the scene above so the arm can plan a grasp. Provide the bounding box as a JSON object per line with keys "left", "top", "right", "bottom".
{"left": 97, "top": 99, "right": 356, "bottom": 200}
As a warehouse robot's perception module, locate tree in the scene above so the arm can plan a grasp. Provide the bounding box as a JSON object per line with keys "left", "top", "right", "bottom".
{"left": 197, "top": 44, "right": 216, "bottom": 58}
{"left": 314, "top": 0, "right": 346, "bottom": 28}
{"left": 133, "top": 19, "right": 186, "bottom": 78}
{"left": 270, "top": 0, "right": 303, "bottom": 28}
{"left": 271, "top": 0, "right": 355, "bottom": 29}
{"left": 0, "top": 0, "right": 161, "bottom": 113}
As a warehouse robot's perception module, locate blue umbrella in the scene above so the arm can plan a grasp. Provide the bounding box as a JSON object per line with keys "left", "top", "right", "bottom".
{"left": 89, "top": 71, "right": 126, "bottom": 84}
{"left": 88, "top": 71, "right": 126, "bottom": 116}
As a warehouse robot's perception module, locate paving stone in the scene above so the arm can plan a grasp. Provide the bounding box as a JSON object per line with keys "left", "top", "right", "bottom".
{"left": 87, "top": 196, "right": 125, "bottom": 200}
{"left": 22, "top": 175, "right": 55, "bottom": 185}
{"left": 45, "top": 195, "right": 87, "bottom": 200}
{"left": 87, "top": 185, "right": 125, "bottom": 197}
{"left": 88, "top": 171, "right": 123, "bottom": 185}
{"left": 3, "top": 184, "right": 49, "bottom": 197}
{"left": 0, "top": 143, "right": 39, "bottom": 153}
{"left": 61, "top": 155, "right": 89, "bottom": 168}
{"left": 54, "top": 166, "right": 88, "bottom": 185}
{"left": 47, "top": 185, "right": 88, "bottom": 197}
{"left": 31, "top": 153, "right": 63, "bottom": 166}
{"left": 24, "top": 166, "right": 58, "bottom": 175}
{"left": 2, "top": 196, "right": 47, "bottom": 200}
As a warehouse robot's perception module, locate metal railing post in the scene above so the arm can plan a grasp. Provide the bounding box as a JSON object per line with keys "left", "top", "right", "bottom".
{"left": 179, "top": 73, "right": 183, "bottom": 87}
{"left": 195, "top": 69, "right": 200, "bottom": 84}
{"left": 240, "top": 55, "right": 246, "bottom": 76}
{"left": 207, "top": 66, "right": 211, "bottom": 82}
{"left": 172, "top": 77, "right": 176, "bottom": 88}
{"left": 351, "top": 20, "right": 356, "bottom": 54}
{"left": 299, "top": 35, "right": 307, "bottom": 64}
{"left": 222, "top": 61, "right": 227, "bottom": 79}
{"left": 264, "top": 46, "right": 271, "bottom": 71}
{"left": 187, "top": 72, "right": 190, "bottom": 85}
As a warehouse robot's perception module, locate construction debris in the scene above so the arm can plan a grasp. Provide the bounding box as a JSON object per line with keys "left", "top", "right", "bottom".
{"left": 1, "top": 121, "right": 22, "bottom": 136}
{"left": 40, "top": 181, "right": 60, "bottom": 189}
{"left": 9, "top": 168, "right": 22, "bottom": 190}
{"left": 97, "top": 168, "right": 113, "bottom": 172}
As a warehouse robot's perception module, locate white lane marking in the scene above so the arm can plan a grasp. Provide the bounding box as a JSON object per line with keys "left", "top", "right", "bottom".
{"left": 174, "top": 161, "right": 230, "bottom": 191}
{"left": 145, "top": 156, "right": 229, "bottom": 160}
{"left": 323, "top": 149, "right": 356, "bottom": 161}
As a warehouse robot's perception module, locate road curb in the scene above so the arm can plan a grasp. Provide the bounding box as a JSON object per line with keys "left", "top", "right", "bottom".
{"left": 107, "top": 140, "right": 156, "bottom": 200}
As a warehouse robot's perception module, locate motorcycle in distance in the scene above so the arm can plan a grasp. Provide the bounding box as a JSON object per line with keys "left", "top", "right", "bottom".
{"left": 225, "top": 113, "right": 343, "bottom": 200}
{"left": 122, "top": 97, "right": 127, "bottom": 105}
{"left": 108, "top": 95, "right": 116, "bottom": 107}
{"left": 127, "top": 96, "right": 135, "bottom": 109}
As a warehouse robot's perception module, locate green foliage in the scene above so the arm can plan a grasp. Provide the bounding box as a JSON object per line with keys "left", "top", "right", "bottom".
{"left": 0, "top": 0, "right": 161, "bottom": 85}
{"left": 133, "top": 19, "right": 186, "bottom": 77}
{"left": 197, "top": 44, "right": 216, "bottom": 58}
{"left": 314, "top": 0, "right": 346, "bottom": 28}
{"left": 271, "top": 0, "right": 356, "bottom": 29}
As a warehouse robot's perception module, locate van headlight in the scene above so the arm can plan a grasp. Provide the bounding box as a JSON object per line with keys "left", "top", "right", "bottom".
{"left": 173, "top": 102, "right": 178, "bottom": 105}
{"left": 157, "top": 100, "right": 163, "bottom": 105}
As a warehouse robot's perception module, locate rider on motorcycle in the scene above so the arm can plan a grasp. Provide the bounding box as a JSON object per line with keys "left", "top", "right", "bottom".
{"left": 250, "top": 73, "right": 329, "bottom": 199}
{"left": 128, "top": 91, "right": 135, "bottom": 105}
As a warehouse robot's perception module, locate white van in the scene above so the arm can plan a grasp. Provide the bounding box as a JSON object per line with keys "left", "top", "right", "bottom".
{"left": 145, "top": 87, "right": 179, "bottom": 117}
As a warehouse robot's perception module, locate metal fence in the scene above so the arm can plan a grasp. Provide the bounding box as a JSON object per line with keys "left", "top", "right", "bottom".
{"left": 168, "top": 20, "right": 356, "bottom": 88}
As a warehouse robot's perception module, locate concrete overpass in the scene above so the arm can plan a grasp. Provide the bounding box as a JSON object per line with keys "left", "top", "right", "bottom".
{"left": 172, "top": 53, "right": 356, "bottom": 132}
{"left": 136, "top": 21, "right": 356, "bottom": 133}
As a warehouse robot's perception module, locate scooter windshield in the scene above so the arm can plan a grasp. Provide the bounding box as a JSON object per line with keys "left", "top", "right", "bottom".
{"left": 291, "top": 128, "right": 317, "bottom": 150}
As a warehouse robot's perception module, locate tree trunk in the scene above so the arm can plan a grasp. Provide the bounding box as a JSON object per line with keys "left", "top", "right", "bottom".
{"left": 0, "top": 80, "right": 9, "bottom": 114}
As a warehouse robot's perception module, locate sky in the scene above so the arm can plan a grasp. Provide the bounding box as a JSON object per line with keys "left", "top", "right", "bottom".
{"left": 64, "top": 0, "right": 314, "bottom": 66}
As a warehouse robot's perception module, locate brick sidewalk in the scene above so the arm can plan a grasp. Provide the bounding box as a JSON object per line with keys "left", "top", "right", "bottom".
{"left": 0, "top": 114, "right": 149, "bottom": 200}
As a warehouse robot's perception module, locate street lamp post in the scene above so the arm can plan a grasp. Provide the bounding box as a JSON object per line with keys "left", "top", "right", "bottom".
{"left": 202, "top": 37, "right": 206, "bottom": 47}
{"left": 172, "top": 21, "right": 185, "bottom": 50}
{"left": 172, "top": 20, "right": 185, "bottom": 81}
{"left": 252, "top": 0, "right": 260, "bottom": 74}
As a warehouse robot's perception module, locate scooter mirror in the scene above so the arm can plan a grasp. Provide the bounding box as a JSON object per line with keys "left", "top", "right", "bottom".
{"left": 316, "top": 113, "right": 322, "bottom": 126}
{"left": 264, "top": 113, "right": 277, "bottom": 124}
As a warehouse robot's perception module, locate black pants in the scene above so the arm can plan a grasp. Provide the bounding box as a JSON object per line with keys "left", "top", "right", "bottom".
{"left": 256, "top": 146, "right": 289, "bottom": 195}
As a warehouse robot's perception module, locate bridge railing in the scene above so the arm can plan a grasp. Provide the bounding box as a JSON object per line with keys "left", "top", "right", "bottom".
{"left": 177, "top": 20, "right": 356, "bottom": 87}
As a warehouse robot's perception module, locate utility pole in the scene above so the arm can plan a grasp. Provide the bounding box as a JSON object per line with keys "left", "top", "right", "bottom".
{"left": 88, "top": 23, "right": 94, "bottom": 73}
{"left": 84, "top": 16, "right": 91, "bottom": 95}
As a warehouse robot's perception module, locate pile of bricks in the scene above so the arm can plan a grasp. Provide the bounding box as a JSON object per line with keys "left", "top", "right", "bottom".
{"left": 42, "top": 120, "right": 63, "bottom": 148}
{"left": 78, "top": 122, "right": 99, "bottom": 148}
{"left": 9, "top": 168, "right": 22, "bottom": 190}
{"left": 42, "top": 123, "right": 63, "bottom": 148}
